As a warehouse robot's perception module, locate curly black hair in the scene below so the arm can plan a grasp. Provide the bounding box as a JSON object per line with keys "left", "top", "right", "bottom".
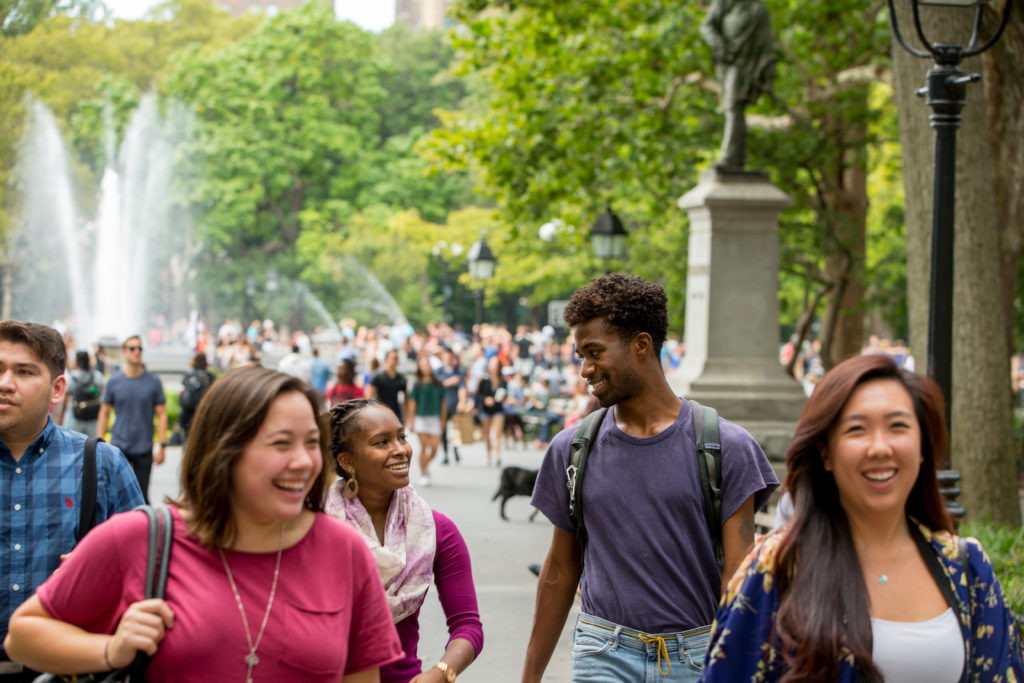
{"left": 563, "top": 273, "right": 668, "bottom": 355}
{"left": 326, "top": 398, "right": 386, "bottom": 478}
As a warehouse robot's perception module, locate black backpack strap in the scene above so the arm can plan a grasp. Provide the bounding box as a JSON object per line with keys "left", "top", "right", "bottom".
{"left": 76, "top": 437, "right": 102, "bottom": 542}
{"left": 567, "top": 407, "right": 607, "bottom": 552}
{"left": 126, "top": 505, "right": 174, "bottom": 677}
{"left": 688, "top": 399, "right": 724, "bottom": 572}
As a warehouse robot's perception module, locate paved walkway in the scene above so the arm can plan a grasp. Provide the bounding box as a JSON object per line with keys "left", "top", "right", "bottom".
{"left": 149, "top": 436, "right": 576, "bottom": 682}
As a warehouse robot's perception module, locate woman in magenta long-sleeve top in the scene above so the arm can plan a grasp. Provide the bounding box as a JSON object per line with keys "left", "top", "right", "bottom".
{"left": 326, "top": 399, "right": 483, "bottom": 683}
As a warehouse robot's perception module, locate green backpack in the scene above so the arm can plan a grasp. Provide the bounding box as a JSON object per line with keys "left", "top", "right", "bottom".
{"left": 566, "top": 399, "right": 724, "bottom": 571}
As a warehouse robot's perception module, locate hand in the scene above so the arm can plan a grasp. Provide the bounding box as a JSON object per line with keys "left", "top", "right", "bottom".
{"left": 484, "top": 397, "right": 494, "bottom": 407}
{"left": 409, "top": 667, "right": 446, "bottom": 683}
{"left": 107, "top": 598, "right": 175, "bottom": 668}
{"left": 154, "top": 444, "right": 166, "bottom": 465}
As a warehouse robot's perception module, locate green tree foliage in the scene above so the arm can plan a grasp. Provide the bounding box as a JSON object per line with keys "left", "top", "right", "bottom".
{"left": 429, "top": 0, "right": 905, "bottom": 346}
{"left": 160, "top": 5, "right": 483, "bottom": 329}
{"left": 361, "top": 23, "right": 475, "bottom": 223}
{"left": 0, "top": 0, "right": 100, "bottom": 37}
{"left": 167, "top": 3, "right": 382, "bottom": 261}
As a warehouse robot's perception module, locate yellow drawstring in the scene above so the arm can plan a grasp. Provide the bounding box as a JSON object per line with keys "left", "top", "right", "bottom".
{"left": 637, "top": 633, "right": 672, "bottom": 675}
{"left": 577, "top": 618, "right": 709, "bottom": 676}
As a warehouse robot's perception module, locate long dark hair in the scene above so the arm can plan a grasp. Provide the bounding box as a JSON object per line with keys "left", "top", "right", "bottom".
{"left": 414, "top": 355, "right": 441, "bottom": 387}
{"left": 774, "top": 353, "right": 952, "bottom": 683}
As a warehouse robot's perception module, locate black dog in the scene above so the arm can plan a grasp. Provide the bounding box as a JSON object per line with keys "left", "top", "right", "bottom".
{"left": 492, "top": 466, "right": 540, "bottom": 521}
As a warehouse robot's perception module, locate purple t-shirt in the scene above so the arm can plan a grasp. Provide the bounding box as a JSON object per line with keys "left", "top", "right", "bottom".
{"left": 531, "top": 399, "right": 779, "bottom": 633}
{"left": 383, "top": 510, "right": 484, "bottom": 683}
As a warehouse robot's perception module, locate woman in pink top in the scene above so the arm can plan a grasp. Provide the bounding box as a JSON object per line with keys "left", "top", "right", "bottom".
{"left": 5, "top": 367, "right": 402, "bottom": 682}
{"left": 327, "top": 399, "right": 483, "bottom": 683}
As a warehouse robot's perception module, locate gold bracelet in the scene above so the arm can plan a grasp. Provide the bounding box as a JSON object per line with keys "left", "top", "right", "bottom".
{"left": 434, "top": 661, "right": 456, "bottom": 682}
{"left": 103, "top": 638, "right": 114, "bottom": 670}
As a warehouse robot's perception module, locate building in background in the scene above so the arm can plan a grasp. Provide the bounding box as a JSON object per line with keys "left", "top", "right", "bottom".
{"left": 395, "top": 0, "right": 449, "bottom": 29}
{"left": 218, "top": 0, "right": 331, "bottom": 16}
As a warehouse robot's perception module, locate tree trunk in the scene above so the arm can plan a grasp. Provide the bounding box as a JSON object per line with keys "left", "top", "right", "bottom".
{"left": 826, "top": 147, "right": 868, "bottom": 367}
{"left": 981, "top": 4, "right": 1024, "bottom": 363}
{"left": 891, "top": 3, "right": 1020, "bottom": 526}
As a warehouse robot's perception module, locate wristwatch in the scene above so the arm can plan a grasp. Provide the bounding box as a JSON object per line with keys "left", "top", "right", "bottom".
{"left": 434, "top": 661, "right": 456, "bottom": 682}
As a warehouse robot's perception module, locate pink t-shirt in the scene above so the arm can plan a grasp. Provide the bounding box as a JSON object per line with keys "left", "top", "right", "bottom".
{"left": 37, "top": 507, "right": 403, "bottom": 681}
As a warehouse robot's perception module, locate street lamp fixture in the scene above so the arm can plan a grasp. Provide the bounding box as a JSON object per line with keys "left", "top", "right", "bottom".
{"left": 467, "top": 235, "right": 497, "bottom": 281}
{"left": 887, "top": 0, "right": 1013, "bottom": 520}
{"left": 590, "top": 204, "right": 629, "bottom": 262}
{"left": 468, "top": 234, "right": 497, "bottom": 330}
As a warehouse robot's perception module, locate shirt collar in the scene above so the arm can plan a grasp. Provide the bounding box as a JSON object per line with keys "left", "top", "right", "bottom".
{"left": 0, "top": 415, "right": 55, "bottom": 463}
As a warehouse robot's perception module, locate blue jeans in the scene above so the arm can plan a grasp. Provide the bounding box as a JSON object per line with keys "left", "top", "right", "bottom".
{"left": 571, "top": 612, "right": 709, "bottom": 683}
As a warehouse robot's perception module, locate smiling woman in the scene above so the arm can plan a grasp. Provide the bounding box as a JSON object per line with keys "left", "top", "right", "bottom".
{"left": 327, "top": 399, "right": 483, "bottom": 683}
{"left": 4, "top": 367, "right": 404, "bottom": 682}
{"left": 701, "top": 354, "right": 1024, "bottom": 683}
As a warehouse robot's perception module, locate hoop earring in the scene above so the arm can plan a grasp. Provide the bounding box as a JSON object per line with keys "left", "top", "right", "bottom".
{"left": 343, "top": 472, "right": 359, "bottom": 499}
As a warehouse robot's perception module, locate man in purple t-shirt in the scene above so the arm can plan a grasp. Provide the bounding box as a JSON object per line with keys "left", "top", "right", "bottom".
{"left": 523, "top": 274, "right": 779, "bottom": 683}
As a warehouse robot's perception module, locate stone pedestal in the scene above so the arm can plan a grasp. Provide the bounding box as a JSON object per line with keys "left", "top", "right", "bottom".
{"left": 672, "top": 169, "right": 806, "bottom": 466}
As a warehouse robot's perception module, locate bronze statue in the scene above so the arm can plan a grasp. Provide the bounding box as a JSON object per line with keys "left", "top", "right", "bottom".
{"left": 699, "top": 0, "right": 776, "bottom": 171}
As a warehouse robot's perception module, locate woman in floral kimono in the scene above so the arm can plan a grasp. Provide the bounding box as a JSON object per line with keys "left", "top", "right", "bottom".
{"left": 702, "top": 353, "right": 1023, "bottom": 683}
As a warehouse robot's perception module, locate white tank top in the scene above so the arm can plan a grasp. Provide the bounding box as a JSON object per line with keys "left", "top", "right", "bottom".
{"left": 871, "top": 607, "right": 964, "bottom": 682}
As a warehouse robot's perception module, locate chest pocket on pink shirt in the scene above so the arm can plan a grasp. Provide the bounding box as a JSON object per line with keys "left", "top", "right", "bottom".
{"left": 278, "top": 596, "right": 350, "bottom": 675}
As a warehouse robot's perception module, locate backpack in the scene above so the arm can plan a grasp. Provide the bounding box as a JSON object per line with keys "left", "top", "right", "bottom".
{"left": 180, "top": 370, "right": 212, "bottom": 411}
{"left": 71, "top": 373, "right": 102, "bottom": 421}
{"left": 566, "top": 399, "right": 724, "bottom": 572}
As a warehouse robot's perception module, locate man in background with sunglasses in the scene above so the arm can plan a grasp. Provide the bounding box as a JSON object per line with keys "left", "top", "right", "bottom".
{"left": 96, "top": 335, "right": 168, "bottom": 503}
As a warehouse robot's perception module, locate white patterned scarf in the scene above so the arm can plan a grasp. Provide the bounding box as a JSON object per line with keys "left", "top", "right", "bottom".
{"left": 326, "top": 481, "right": 437, "bottom": 623}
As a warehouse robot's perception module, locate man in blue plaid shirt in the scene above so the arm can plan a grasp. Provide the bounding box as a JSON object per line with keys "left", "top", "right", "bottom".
{"left": 0, "top": 321, "right": 143, "bottom": 682}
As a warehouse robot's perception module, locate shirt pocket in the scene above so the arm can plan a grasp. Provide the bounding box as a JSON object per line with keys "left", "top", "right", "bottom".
{"left": 278, "top": 596, "right": 350, "bottom": 675}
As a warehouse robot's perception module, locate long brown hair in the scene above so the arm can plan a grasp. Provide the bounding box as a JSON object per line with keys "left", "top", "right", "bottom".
{"left": 170, "top": 366, "right": 332, "bottom": 549}
{"left": 774, "top": 353, "right": 952, "bottom": 682}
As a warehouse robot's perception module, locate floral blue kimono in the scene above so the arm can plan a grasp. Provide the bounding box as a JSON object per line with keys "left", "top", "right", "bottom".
{"left": 701, "top": 520, "right": 1023, "bottom": 682}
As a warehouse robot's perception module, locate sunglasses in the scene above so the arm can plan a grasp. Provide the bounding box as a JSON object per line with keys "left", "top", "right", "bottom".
{"left": 125, "top": 345, "right": 143, "bottom": 352}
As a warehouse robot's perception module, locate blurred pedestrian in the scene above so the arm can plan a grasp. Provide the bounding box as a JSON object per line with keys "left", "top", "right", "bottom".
{"left": 57, "top": 350, "right": 104, "bottom": 436}
{"left": 96, "top": 336, "right": 168, "bottom": 504}
{"left": 406, "top": 356, "right": 445, "bottom": 487}
{"left": 474, "top": 356, "right": 505, "bottom": 467}
{"left": 178, "top": 353, "right": 215, "bottom": 440}
{"left": 327, "top": 359, "right": 364, "bottom": 406}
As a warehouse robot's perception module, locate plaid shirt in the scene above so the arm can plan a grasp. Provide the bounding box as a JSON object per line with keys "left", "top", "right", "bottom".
{"left": 0, "top": 417, "right": 144, "bottom": 655}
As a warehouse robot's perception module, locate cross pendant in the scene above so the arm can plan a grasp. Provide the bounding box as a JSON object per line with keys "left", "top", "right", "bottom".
{"left": 245, "top": 651, "right": 259, "bottom": 682}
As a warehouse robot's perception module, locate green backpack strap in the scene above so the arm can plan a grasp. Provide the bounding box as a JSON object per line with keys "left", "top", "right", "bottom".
{"left": 567, "top": 407, "right": 607, "bottom": 551}
{"left": 689, "top": 399, "right": 724, "bottom": 573}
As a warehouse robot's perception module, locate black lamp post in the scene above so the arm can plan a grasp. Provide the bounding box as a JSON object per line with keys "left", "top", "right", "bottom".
{"left": 432, "top": 240, "right": 463, "bottom": 324}
{"left": 887, "top": 0, "right": 1013, "bottom": 520}
{"left": 590, "top": 204, "right": 629, "bottom": 273}
{"left": 467, "top": 234, "right": 496, "bottom": 330}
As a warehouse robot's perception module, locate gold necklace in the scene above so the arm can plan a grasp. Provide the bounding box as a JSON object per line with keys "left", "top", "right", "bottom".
{"left": 219, "top": 523, "right": 285, "bottom": 682}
